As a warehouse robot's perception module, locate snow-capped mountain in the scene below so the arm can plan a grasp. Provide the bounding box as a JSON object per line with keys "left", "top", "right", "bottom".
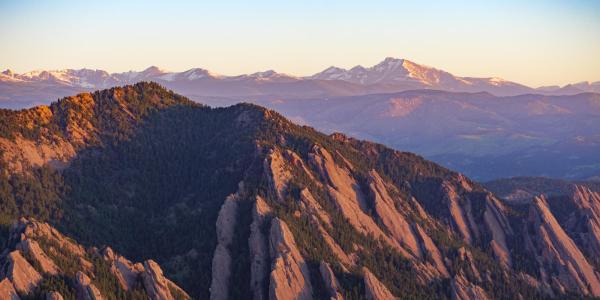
{"left": 309, "top": 57, "right": 532, "bottom": 94}
{"left": 1, "top": 57, "right": 598, "bottom": 109}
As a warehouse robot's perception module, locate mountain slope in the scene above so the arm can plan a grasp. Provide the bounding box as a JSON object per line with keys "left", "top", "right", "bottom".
{"left": 1, "top": 83, "right": 600, "bottom": 299}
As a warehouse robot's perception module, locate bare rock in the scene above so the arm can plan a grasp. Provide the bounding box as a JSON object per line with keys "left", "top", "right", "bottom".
{"left": 46, "top": 291, "right": 64, "bottom": 300}
{"left": 249, "top": 196, "right": 272, "bottom": 300}
{"left": 442, "top": 181, "right": 477, "bottom": 244}
{"left": 265, "top": 149, "right": 293, "bottom": 201}
{"left": 17, "top": 239, "right": 59, "bottom": 275}
{"left": 415, "top": 224, "right": 449, "bottom": 277}
{"left": 527, "top": 196, "right": 600, "bottom": 296}
{"left": 3, "top": 250, "right": 42, "bottom": 295}
{"left": 75, "top": 271, "right": 104, "bottom": 300}
{"left": 101, "top": 246, "right": 143, "bottom": 291}
{"left": 269, "top": 218, "right": 313, "bottom": 300}
{"left": 210, "top": 193, "right": 240, "bottom": 300}
{"left": 362, "top": 267, "right": 395, "bottom": 300}
{"left": 482, "top": 195, "right": 512, "bottom": 268}
{"left": 142, "top": 259, "right": 190, "bottom": 300}
{"left": 308, "top": 146, "right": 404, "bottom": 255}
{"left": 368, "top": 170, "right": 421, "bottom": 258}
{"left": 450, "top": 273, "right": 488, "bottom": 300}
{"left": 0, "top": 278, "right": 20, "bottom": 300}
{"left": 319, "top": 262, "right": 343, "bottom": 300}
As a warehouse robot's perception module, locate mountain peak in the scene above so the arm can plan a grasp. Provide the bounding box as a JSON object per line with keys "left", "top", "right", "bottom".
{"left": 142, "top": 66, "right": 167, "bottom": 75}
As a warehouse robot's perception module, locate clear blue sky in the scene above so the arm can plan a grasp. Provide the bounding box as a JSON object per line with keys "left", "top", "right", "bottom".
{"left": 1, "top": 0, "right": 599, "bottom": 86}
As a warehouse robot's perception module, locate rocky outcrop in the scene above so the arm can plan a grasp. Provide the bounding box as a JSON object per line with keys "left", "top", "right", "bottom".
{"left": 101, "top": 247, "right": 144, "bottom": 291}
{"left": 11, "top": 218, "right": 86, "bottom": 257}
{"left": 308, "top": 146, "right": 404, "bottom": 255}
{"left": 269, "top": 218, "right": 313, "bottom": 300}
{"left": 142, "top": 260, "right": 190, "bottom": 300}
{"left": 559, "top": 185, "right": 600, "bottom": 264}
{"left": 450, "top": 274, "right": 488, "bottom": 300}
{"left": 442, "top": 181, "right": 478, "bottom": 244}
{"left": 210, "top": 192, "right": 240, "bottom": 300}
{"left": 0, "top": 134, "right": 75, "bottom": 174}
{"left": 266, "top": 149, "right": 293, "bottom": 201}
{"left": 46, "top": 291, "right": 64, "bottom": 300}
{"left": 526, "top": 196, "right": 600, "bottom": 296}
{"left": 75, "top": 271, "right": 104, "bottom": 300}
{"left": 482, "top": 195, "right": 513, "bottom": 268}
{"left": 319, "top": 262, "right": 343, "bottom": 300}
{"left": 2, "top": 250, "right": 42, "bottom": 295}
{"left": 368, "top": 170, "right": 421, "bottom": 258}
{"left": 415, "top": 224, "right": 449, "bottom": 277}
{"left": 17, "top": 239, "right": 59, "bottom": 275}
{"left": 249, "top": 196, "right": 272, "bottom": 300}
{"left": 0, "top": 218, "right": 189, "bottom": 299}
{"left": 300, "top": 189, "right": 353, "bottom": 267}
{"left": 362, "top": 267, "right": 395, "bottom": 300}
{"left": 0, "top": 278, "right": 20, "bottom": 300}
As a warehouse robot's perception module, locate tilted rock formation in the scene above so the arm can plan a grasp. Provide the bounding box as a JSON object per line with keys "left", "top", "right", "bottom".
{"left": 75, "top": 271, "right": 104, "bottom": 300}
{"left": 557, "top": 185, "right": 600, "bottom": 264}
{"left": 308, "top": 146, "right": 405, "bottom": 255}
{"left": 249, "top": 196, "right": 273, "bottom": 300}
{"left": 269, "top": 218, "right": 313, "bottom": 300}
{"left": 2, "top": 251, "right": 42, "bottom": 295}
{"left": 142, "top": 260, "right": 190, "bottom": 300}
{"left": 210, "top": 192, "right": 240, "bottom": 300}
{"left": 442, "top": 180, "right": 479, "bottom": 244}
{"left": 414, "top": 224, "right": 449, "bottom": 277}
{"left": 368, "top": 170, "right": 421, "bottom": 258}
{"left": 362, "top": 267, "right": 395, "bottom": 300}
{"left": 17, "top": 239, "right": 59, "bottom": 275}
{"left": 46, "top": 291, "right": 64, "bottom": 300}
{"left": 0, "top": 278, "right": 20, "bottom": 300}
{"left": 319, "top": 262, "right": 344, "bottom": 300}
{"left": 450, "top": 273, "right": 488, "bottom": 300}
{"left": 0, "top": 218, "right": 189, "bottom": 299}
{"left": 482, "top": 195, "right": 513, "bottom": 268}
{"left": 266, "top": 149, "right": 293, "bottom": 201}
{"left": 526, "top": 196, "right": 600, "bottom": 296}
{"left": 101, "top": 247, "right": 144, "bottom": 291}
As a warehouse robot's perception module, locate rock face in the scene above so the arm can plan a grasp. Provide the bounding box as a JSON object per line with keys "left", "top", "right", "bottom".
{"left": 557, "top": 185, "right": 600, "bottom": 265}
{"left": 526, "top": 196, "right": 600, "bottom": 296}
{"left": 308, "top": 146, "right": 403, "bottom": 254}
{"left": 75, "top": 271, "right": 104, "bottom": 300}
{"left": 368, "top": 170, "right": 421, "bottom": 258}
{"left": 46, "top": 291, "right": 64, "bottom": 300}
{"left": 0, "top": 218, "right": 189, "bottom": 299}
{"left": 2, "top": 250, "right": 42, "bottom": 295}
{"left": 362, "top": 268, "right": 395, "bottom": 300}
{"left": 210, "top": 192, "right": 240, "bottom": 300}
{"left": 17, "top": 239, "right": 59, "bottom": 275}
{"left": 319, "top": 262, "right": 343, "bottom": 300}
{"left": 142, "top": 260, "right": 189, "bottom": 300}
{"left": 269, "top": 218, "right": 313, "bottom": 300}
{"left": 0, "top": 278, "right": 20, "bottom": 300}
{"left": 249, "top": 196, "right": 272, "bottom": 300}
{"left": 450, "top": 274, "right": 488, "bottom": 300}
{"left": 101, "top": 247, "right": 144, "bottom": 291}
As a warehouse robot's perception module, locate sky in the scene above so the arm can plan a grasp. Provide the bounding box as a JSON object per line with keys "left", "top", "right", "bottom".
{"left": 1, "top": 0, "right": 599, "bottom": 87}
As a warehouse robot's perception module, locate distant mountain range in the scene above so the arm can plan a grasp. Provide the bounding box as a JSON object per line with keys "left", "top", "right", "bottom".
{"left": 2, "top": 57, "right": 599, "bottom": 108}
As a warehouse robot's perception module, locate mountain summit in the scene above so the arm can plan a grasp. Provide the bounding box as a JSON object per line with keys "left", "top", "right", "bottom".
{"left": 1, "top": 83, "right": 600, "bottom": 299}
